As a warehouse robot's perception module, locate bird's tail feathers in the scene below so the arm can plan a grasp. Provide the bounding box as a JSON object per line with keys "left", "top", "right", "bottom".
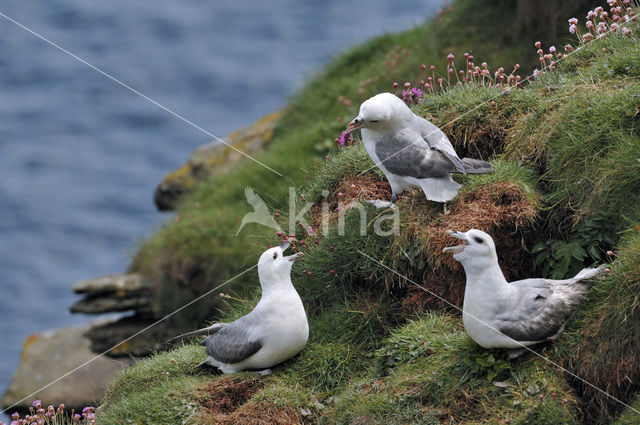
{"left": 573, "top": 264, "right": 608, "bottom": 281}
{"left": 167, "top": 323, "right": 226, "bottom": 342}
{"left": 460, "top": 158, "right": 494, "bottom": 174}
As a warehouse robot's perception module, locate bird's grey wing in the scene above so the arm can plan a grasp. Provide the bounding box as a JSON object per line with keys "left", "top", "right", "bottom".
{"left": 375, "top": 129, "right": 458, "bottom": 179}
{"left": 201, "top": 317, "right": 262, "bottom": 364}
{"left": 416, "top": 117, "right": 466, "bottom": 173}
{"left": 493, "top": 280, "right": 566, "bottom": 342}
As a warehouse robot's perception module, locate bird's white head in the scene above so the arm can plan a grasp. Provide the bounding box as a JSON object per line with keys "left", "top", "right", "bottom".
{"left": 346, "top": 92, "right": 412, "bottom": 134}
{"left": 442, "top": 229, "right": 498, "bottom": 270}
{"left": 257, "top": 242, "right": 299, "bottom": 288}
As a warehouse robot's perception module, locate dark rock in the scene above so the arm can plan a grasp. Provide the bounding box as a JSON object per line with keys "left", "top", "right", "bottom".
{"left": 85, "top": 315, "right": 171, "bottom": 357}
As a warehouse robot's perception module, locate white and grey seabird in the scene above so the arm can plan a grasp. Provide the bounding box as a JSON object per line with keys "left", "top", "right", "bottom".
{"left": 171, "top": 243, "right": 308, "bottom": 374}
{"left": 443, "top": 229, "right": 606, "bottom": 357}
{"left": 346, "top": 93, "right": 493, "bottom": 203}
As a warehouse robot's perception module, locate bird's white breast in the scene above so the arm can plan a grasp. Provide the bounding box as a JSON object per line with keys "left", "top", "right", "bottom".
{"left": 238, "top": 287, "right": 308, "bottom": 370}
{"left": 462, "top": 270, "right": 523, "bottom": 348}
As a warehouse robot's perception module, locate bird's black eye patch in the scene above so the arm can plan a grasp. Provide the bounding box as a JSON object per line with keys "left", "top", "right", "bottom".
{"left": 273, "top": 252, "right": 278, "bottom": 259}
{"left": 473, "top": 237, "right": 484, "bottom": 244}
{"left": 370, "top": 120, "right": 379, "bottom": 123}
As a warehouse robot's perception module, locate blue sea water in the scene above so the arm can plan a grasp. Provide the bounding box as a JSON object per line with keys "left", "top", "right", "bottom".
{"left": 0, "top": 0, "right": 442, "bottom": 415}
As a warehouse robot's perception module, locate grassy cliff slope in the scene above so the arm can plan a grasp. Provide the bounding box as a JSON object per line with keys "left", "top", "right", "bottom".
{"left": 97, "top": 1, "right": 639, "bottom": 424}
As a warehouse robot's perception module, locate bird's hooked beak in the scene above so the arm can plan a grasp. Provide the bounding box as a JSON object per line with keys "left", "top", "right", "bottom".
{"left": 279, "top": 241, "right": 300, "bottom": 262}
{"left": 346, "top": 116, "right": 366, "bottom": 134}
{"left": 442, "top": 230, "right": 469, "bottom": 254}
{"left": 279, "top": 241, "right": 291, "bottom": 251}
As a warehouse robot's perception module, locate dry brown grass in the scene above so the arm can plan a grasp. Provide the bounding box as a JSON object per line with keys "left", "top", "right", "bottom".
{"left": 399, "top": 181, "right": 540, "bottom": 312}
{"left": 190, "top": 377, "right": 302, "bottom": 424}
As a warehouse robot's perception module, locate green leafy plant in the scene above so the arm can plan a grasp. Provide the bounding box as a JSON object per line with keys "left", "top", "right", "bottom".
{"left": 531, "top": 215, "right": 617, "bottom": 279}
{"left": 374, "top": 335, "right": 434, "bottom": 376}
{"left": 462, "top": 351, "right": 511, "bottom": 382}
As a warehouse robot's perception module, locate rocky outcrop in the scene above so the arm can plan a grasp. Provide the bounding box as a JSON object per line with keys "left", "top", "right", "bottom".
{"left": 154, "top": 110, "right": 283, "bottom": 211}
{"left": 1, "top": 322, "right": 134, "bottom": 410}
{"left": 70, "top": 273, "right": 154, "bottom": 316}
{"left": 69, "top": 273, "right": 171, "bottom": 357}
{"left": 1, "top": 274, "right": 171, "bottom": 410}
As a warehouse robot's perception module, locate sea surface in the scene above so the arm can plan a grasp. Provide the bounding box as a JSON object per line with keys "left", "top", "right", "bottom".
{"left": 0, "top": 0, "right": 441, "bottom": 416}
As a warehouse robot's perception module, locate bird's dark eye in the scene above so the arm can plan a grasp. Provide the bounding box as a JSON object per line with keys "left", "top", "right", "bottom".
{"left": 273, "top": 252, "right": 278, "bottom": 259}
{"left": 473, "top": 237, "right": 484, "bottom": 244}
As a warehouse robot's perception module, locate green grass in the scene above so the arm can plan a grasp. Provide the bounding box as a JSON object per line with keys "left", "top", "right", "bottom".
{"left": 322, "top": 314, "right": 578, "bottom": 425}
{"left": 97, "top": 1, "right": 640, "bottom": 424}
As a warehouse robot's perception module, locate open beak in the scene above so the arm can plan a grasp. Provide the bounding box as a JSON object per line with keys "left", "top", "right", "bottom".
{"left": 285, "top": 252, "right": 300, "bottom": 262}
{"left": 345, "top": 117, "right": 366, "bottom": 134}
{"left": 279, "top": 241, "right": 299, "bottom": 261}
{"left": 442, "top": 230, "right": 469, "bottom": 254}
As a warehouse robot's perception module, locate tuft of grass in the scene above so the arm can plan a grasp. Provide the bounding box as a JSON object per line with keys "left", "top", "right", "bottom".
{"left": 612, "top": 395, "right": 640, "bottom": 425}
{"left": 100, "top": 345, "right": 204, "bottom": 408}
{"left": 554, "top": 228, "right": 640, "bottom": 423}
